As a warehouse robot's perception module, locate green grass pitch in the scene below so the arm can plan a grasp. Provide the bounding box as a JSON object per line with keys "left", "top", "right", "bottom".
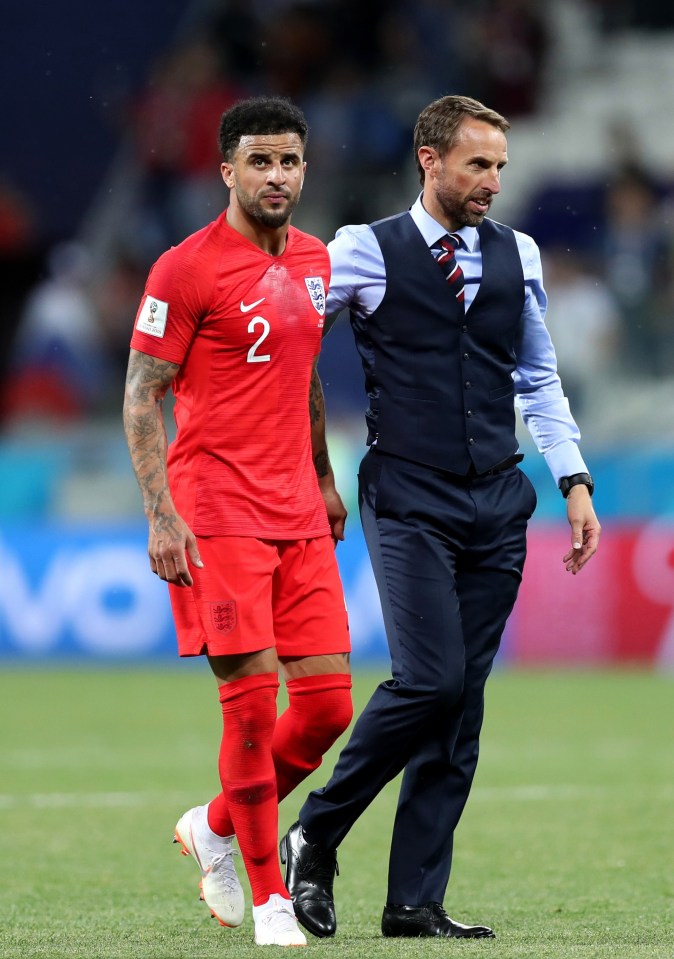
{"left": 1, "top": 666, "right": 672, "bottom": 958}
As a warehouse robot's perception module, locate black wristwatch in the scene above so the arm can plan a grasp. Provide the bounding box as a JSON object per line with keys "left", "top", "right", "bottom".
{"left": 559, "top": 472, "right": 594, "bottom": 499}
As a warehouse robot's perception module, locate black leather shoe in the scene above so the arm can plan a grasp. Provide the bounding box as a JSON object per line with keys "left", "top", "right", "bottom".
{"left": 381, "top": 902, "right": 495, "bottom": 938}
{"left": 280, "top": 821, "right": 339, "bottom": 938}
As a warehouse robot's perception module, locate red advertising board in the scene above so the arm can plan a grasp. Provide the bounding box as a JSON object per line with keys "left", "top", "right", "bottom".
{"left": 510, "top": 523, "right": 674, "bottom": 666}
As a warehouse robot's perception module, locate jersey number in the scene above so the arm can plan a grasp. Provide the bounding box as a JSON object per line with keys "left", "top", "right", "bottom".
{"left": 247, "top": 317, "right": 271, "bottom": 363}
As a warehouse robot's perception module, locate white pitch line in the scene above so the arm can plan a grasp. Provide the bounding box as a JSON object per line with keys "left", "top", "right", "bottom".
{"left": 0, "top": 790, "right": 196, "bottom": 810}
{"left": 0, "top": 784, "right": 671, "bottom": 810}
{"left": 473, "top": 783, "right": 674, "bottom": 802}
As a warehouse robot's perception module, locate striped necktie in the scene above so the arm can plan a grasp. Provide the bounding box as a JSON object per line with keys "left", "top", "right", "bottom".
{"left": 431, "top": 233, "right": 465, "bottom": 304}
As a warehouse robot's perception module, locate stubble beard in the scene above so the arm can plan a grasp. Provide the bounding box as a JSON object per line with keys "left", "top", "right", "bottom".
{"left": 436, "top": 183, "right": 492, "bottom": 229}
{"left": 236, "top": 185, "right": 300, "bottom": 228}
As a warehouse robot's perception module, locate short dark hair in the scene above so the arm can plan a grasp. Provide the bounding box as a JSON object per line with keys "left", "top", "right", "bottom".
{"left": 218, "top": 96, "right": 309, "bottom": 161}
{"left": 413, "top": 95, "right": 510, "bottom": 185}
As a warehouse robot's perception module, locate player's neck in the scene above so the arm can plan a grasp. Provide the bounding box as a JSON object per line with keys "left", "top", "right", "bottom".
{"left": 226, "top": 207, "right": 289, "bottom": 256}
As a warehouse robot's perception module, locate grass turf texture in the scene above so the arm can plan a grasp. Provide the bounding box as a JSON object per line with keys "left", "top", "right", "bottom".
{"left": 0, "top": 667, "right": 672, "bottom": 958}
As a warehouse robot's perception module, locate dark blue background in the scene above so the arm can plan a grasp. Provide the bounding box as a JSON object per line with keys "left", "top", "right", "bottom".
{"left": 2, "top": 1, "right": 188, "bottom": 242}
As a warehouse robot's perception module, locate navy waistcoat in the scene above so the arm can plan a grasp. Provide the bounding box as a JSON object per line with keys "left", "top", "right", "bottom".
{"left": 350, "top": 212, "right": 525, "bottom": 474}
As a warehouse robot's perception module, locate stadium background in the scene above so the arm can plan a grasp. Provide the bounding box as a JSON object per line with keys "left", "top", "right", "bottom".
{"left": 1, "top": 0, "right": 674, "bottom": 669}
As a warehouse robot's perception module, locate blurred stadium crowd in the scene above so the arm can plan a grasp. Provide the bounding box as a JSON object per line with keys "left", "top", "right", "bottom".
{"left": 1, "top": 0, "right": 673, "bottom": 480}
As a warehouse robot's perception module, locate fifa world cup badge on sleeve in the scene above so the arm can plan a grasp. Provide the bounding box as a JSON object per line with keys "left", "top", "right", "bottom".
{"left": 304, "top": 277, "right": 326, "bottom": 327}
{"left": 136, "top": 295, "right": 169, "bottom": 337}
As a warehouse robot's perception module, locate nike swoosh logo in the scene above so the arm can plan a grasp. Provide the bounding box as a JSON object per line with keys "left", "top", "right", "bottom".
{"left": 240, "top": 297, "right": 266, "bottom": 313}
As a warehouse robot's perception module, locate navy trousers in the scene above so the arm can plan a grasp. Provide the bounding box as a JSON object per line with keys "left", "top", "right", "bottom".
{"left": 299, "top": 448, "right": 537, "bottom": 905}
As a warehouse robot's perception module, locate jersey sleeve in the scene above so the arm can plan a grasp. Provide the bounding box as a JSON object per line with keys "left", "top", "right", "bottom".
{"left": 130, "top": 244, "right": 210, "bottom": 365}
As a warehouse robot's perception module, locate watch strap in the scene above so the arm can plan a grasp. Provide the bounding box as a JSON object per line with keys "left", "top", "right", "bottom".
{"left": 559, "top": 472, "right": 594, "bottom": 498}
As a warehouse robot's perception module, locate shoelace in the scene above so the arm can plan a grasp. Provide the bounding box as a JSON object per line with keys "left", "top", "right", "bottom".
{"left": 208, "top": 847, "right": 240, "bottom": 891}
{"left": 260, "top": 904, "right": 297, "bottom": 931}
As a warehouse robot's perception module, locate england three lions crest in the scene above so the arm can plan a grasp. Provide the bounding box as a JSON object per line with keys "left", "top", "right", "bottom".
{"left": 305, "top": 276, "right": 326, "bottom": 326}
{"left": 210, "top": 601, "right": 237, "bottom": 634}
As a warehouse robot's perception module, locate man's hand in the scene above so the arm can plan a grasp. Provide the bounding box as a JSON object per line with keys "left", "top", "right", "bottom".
{"left": 319, "top": 480, "right": 348, "bottom": 544}
{"left": 562, "top": 484, "right": 601, "bottom": 575}
{"left": 148, "top": 511, "right": 203, "bottom": 586}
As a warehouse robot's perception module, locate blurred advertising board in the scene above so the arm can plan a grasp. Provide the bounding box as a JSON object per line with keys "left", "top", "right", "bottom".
{"left": 0, "top": 521, "right": 672, "bottom": 667}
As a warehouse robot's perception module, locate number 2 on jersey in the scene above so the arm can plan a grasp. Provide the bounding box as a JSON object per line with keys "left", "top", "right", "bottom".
{"left": 247, "top": 316, "right": 271, "bottom": 363}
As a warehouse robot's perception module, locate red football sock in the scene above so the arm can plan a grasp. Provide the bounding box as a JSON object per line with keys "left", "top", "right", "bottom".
{"left": 273, "top": 673, "right": 353, "bottom": 800}
{"left": 207, "top": 673, "right": 352, "bottom": 835}
{"left": 206, "top": 792, "right": 234, "bottom": 838}
{"left": 214, "top": 672, "right": 287, "bottom": 906}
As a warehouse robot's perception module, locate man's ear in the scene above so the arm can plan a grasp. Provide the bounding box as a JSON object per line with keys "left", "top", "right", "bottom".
{"left": 221, "top": 162, "right": 234, "bottom": 188}
{"left": 417, "top": 146, "right": 439, "bottom": 180}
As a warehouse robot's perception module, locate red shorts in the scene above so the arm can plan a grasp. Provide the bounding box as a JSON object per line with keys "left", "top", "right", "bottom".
{"left": 168, "top": 535, "right": 350, "bottom": 657}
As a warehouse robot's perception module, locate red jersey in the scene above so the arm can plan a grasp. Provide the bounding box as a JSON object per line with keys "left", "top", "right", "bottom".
{"left": 130, "top": 212, "right": 331, "bottom": 538}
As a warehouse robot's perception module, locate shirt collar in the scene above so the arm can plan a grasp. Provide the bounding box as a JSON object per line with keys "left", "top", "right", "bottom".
{"left": 409, "top": 193, "right": 478, "bottom": 252}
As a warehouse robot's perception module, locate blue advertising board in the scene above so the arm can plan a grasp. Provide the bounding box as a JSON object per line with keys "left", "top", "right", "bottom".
{"left": 0, "top": 521, "right": 389, "bottom": 661}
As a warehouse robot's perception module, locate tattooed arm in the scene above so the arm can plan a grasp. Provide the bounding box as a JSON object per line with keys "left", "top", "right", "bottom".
{"left": 123, "top": 348, "right": 203, "bottom": 586}
{"left": 310, "top": 357, "right": 347, "bottom": 543}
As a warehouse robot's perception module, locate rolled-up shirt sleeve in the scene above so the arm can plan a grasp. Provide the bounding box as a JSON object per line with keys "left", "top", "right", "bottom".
{"left": 513, "top": 232, "right": 588, "bottom": 484}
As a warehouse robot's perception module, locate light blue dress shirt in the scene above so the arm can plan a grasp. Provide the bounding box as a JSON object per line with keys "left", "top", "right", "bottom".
{"left": 325, "top": 195, "right": 588, "bottom": 485}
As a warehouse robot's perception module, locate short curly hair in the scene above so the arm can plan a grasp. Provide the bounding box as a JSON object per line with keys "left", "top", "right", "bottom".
{"left": 218, "top": 96, "right": 309, "bottom": 161}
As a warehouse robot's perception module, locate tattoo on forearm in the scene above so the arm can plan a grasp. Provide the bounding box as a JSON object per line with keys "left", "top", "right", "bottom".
{"left": 309, "top": 366, "right": 323, "bottom": 426}
{"left": 309, "top": 363, "right": 331, "bottom": 478}
{"left": 314, "top": 449, "right": 329, "bottom": 478}
{"left": 123, "top": 351, "right": 180, "bottom": 515}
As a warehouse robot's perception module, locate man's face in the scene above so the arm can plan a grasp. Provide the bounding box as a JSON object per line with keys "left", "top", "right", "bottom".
{"left": 429, "top": 118, "right": 508, "bottom": 229}
{"left": 221, "top": 132, "right": 306, "bottom": 228}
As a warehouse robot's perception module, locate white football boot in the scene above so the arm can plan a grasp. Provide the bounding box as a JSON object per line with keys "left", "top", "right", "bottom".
{"left": 253, "top": 893, "right": 308, "bottom": 947}
{"left": 174, "top": 804, "right": 245, "bottom": 927}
